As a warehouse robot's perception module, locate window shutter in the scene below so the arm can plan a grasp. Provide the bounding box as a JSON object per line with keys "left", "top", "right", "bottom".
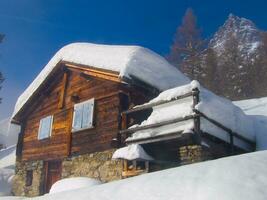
{"left": 82, "top": 99, "right": 94, "bottom": 128}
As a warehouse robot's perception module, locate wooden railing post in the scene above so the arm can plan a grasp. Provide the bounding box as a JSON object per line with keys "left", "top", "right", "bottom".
{"left": 192, "top": 88, "right": 201, "bottom": 143}
{"left": 119, "top": 113, "right": 128, "bottom": 145}
{"left": 229, "top": 132, "right": 234, "bottom": 154}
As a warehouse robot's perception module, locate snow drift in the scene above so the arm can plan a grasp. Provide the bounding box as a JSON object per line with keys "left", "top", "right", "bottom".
{"left": 13, "top": 150, "right": 267, "bottom": 200}
{"left": 49, "top": 177, "right": 102, "bottom": 194}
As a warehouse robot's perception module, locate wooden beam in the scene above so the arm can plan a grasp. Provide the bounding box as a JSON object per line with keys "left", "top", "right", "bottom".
{"left": 120, "top": 115, "right": 195, "bottom": 136}
{"left": 58, "top": 71, "right": 68, "bottom": 109}
{"left": 122, "top": 92, "right": 193, "bottom": 115}
{"left": 126, "top": 131, "right": 194, "bottom": 145}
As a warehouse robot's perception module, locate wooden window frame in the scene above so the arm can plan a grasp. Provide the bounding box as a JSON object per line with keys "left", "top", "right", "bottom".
{"left": 38, "top": 115, "right": 53, "bottom": 140}
{"left": 72, "top": 98, "right": 95, "bottom": 133}
{"left": 122, "top": 160, "right": 150, "bottom": 177}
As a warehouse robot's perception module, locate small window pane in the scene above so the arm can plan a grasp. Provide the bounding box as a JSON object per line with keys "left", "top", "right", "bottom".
{"left": 38, "top": 116, "right": 53, "bottom": 140}
{"left": 72, "top": 99, "right": 94, "bottom": 132}
{"left": 73, "top": 104, "right": 83, "bottom": 131}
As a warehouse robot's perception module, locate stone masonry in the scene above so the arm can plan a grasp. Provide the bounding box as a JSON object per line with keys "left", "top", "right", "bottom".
{"left": 12, "top": 149, "right": 122, "bottom": 197}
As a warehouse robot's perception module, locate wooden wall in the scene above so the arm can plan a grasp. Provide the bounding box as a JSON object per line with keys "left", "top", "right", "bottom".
{"left": 20, "top": 65, "right": 156, "bottom": 162}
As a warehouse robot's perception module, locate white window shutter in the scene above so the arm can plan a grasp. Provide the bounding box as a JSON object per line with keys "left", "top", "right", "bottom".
{"left": 82, "top": 99, "right": 94, "bottom": 128}
{"left": 73, "top": 104, "right": 83, "bottom": 131}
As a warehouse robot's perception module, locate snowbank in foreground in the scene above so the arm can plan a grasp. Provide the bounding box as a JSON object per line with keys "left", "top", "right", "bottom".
{"left": 25, "top": 150, "right": 267, "bottom": 200}
{"left": 49, "top": 177, "right": 102, "bottom": 194}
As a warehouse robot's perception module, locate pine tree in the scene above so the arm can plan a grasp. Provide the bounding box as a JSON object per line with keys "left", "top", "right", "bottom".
{"left": 167, "top": 8, "right": 205, "bottom": 79}
{"left": 0, "top": 34, "right": 4, "bottom": 104}
{"left": 201, "top": 48, "right": 219, "bottom": 93}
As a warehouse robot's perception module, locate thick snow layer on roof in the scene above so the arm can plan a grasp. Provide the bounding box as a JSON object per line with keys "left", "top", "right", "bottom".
{"left": 112, "top": 144, "right": 153, "bottom": 161}
{"left": 49, "top": 177, "right": 102, "bottom": 194}
{"left": 127, "top": 81, "right": 257, "bottom": 150}
{"left": 12, "top": 43, "right": 189, "bottom": 119}
{"left": 0, "top": 118, "right": 20, "bottom": 148}
{"left": 17, "top": 150, "right": 267, "bottom": 200}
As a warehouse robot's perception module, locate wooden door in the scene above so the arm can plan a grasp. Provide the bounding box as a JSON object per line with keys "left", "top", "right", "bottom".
{"left": 44, "top": 160, "right": 62, "bottom": 193}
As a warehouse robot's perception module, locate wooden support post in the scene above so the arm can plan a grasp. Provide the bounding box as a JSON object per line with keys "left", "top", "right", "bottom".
{"left": 192, "top": 88, "right": 201, "bottom": 143}
{"left": 120, "top": 113, "right": 128, "bottom": 145}
{"left": 58, "top": 71, "right": 68, "bottom": 109}
{"left": 229, "top": 132, "right": 234, "bottom": 154}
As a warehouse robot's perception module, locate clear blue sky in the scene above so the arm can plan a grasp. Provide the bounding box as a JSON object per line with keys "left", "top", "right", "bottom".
{"left": 1, "top": 0, "right": 267, "bottom": 120}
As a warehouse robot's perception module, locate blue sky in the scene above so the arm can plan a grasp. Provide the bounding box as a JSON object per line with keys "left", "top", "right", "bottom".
{"left": 1, "top": 0, "right": 267, "bottom": 120}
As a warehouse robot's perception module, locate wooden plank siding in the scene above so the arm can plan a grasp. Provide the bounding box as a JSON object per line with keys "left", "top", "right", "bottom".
{"left": 19, "top": 64, "right": 156, "bottom": 162}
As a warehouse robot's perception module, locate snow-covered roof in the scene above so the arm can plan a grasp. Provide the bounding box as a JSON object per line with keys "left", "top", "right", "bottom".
{"left": 12, "top": 43, "right": 190, "bottom": 120}
{"left": 112, "top": 144, "right": 153, "bottom": 161}
{"left": 126, "top": 81, "right": 262, "bottom": 151}
{"left": 11, "top": 150, "right": 267, "bottom": 200}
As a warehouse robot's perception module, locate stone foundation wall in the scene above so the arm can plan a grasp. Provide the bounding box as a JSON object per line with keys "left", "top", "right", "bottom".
{"left": 12, "top": 149, "right": 122, "bottom": 197}
{"left": 12, "top": 160, "right": 44, "bottom": 197}
{"left": 178, "top": 145, "right": 212, "bottom": 165}
{"left": 61, "top": 149, "right": 122, "bottom": 182}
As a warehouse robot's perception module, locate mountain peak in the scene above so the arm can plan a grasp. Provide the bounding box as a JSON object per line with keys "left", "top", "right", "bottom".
{"left": 209, "top": 14, "right": 262, "bottom": 58}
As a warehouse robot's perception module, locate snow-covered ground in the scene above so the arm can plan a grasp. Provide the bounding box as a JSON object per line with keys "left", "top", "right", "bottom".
{"left": 2, "top": 150, "right": 265, "bottom": 200}
{"left": 0, "top": 118, "right": 20, "bottom": 148}
{"left": 0, "top": 145, "right": 16, "bottom": 196}
{"left": 234, "top": 97, "right": 267, "bottom": 116}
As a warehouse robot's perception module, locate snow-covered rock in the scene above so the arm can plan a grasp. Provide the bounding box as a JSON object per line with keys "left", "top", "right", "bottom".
{"left": 22, "top": 150, "right": 267, "bottom": 200}
{"left": 12, "top": 43, "right": 190, "bottom": 119}
{"left": 49, "top": 177, "right": 102, "bottom": 194}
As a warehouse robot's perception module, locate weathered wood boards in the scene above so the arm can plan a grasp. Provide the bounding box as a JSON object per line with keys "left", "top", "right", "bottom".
{"left": 18, "top": 64, "right": 155, "bottom": 162}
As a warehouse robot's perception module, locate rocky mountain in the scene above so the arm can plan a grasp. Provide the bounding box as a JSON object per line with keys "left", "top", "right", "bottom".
{"left": 198, "top": 14, "right": 267, "bottom": 100}
{"left": 209, "top": 14, "right": 263, "bottom": 63}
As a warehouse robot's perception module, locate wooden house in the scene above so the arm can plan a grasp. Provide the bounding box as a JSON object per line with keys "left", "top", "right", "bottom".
{"left": 11, "top": 43, "right": 189, "bottom": 196}
{"left": 11, "top": 43, "right": 256, "bottom": 197}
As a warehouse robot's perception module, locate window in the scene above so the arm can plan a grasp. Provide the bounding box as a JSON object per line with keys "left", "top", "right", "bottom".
{"left": 122, "top": 160, "right": 150, "bottom": 177}
{"left": 26, "top": 170, "right": 33, "bottom": 186}
{"left": 38, "top": 115, "right": 53, "bottom": 140}
{"left": 72, "top": 98, "right": 95, "bottom": 132}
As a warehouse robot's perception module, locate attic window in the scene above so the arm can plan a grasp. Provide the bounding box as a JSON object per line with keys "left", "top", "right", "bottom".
{"left": 38, "top": 115, "right": 53, "bottom": 140}
{"left": 72, "top": 98, "right": 95, "bottom": 132}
